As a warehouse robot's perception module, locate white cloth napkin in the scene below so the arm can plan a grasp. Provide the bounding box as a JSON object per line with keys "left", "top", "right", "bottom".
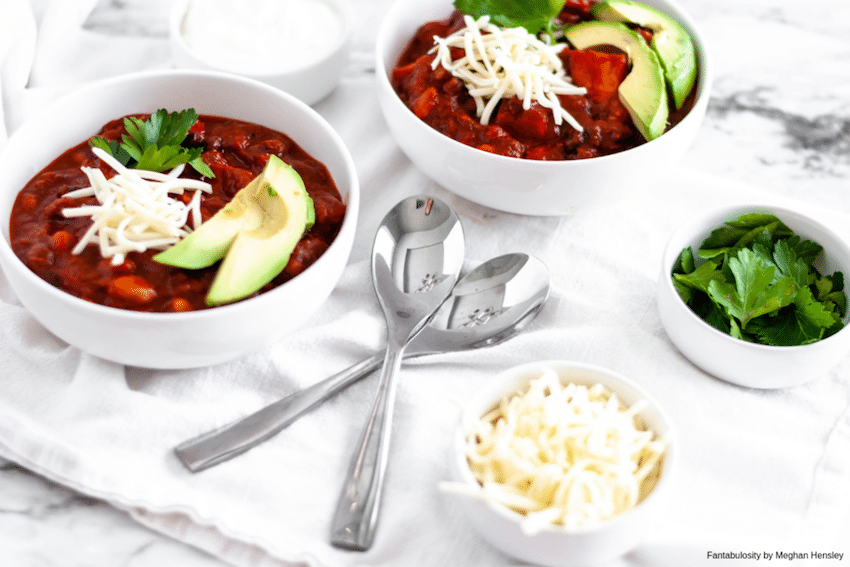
{"left": 2, "top": 2, "right": 850, "bottom": 567}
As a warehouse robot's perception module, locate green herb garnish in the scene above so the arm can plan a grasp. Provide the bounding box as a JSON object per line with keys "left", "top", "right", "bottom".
{"left": 90, "top": 108, "right": 214, "bottom": 178}
{"left": 453, "top": 0, "right": 567, "bottom": 38}
{"left": 672, "top": 213, "right": 846, "bottom": 346}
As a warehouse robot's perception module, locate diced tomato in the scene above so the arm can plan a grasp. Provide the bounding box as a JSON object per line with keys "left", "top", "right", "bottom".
{"left": 391, "top": 62, "right": 416, "bottom": 84}
{"left": 411, "top": 86, "right": 439, "bottom": 119}
{"left": 567, "top": 48, "right": 629, "bottom": 102}
{"left": 494, "top": 99, "right": 559, "bottom": 142}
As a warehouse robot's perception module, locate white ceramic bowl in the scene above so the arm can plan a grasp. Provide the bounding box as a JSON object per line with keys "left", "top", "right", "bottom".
{"left": 169, "top": 0, "right": 353, "bottom": 106}
{"left": 657, "top": 204, "right": 850, "bottom": 389}
{"left": 375, "top": 0, "right": 712, "bottom": 216}
{"left": 450, "top": 360, "right": 675, "bottom": 567}
{"left": 0, "top": 70, "right": 359, "bottom": 369}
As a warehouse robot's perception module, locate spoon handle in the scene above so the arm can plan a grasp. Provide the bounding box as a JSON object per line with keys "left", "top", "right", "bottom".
{"left": 329, "top": 338, "right": 405, "bottom": 551}
{"left": 174, "top": 352, "right": 385, "bottom": 473}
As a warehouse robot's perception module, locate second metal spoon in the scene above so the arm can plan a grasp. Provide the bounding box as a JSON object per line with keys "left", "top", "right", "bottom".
{"left": 174, "top": 252, "right": 550, "bottom": 473}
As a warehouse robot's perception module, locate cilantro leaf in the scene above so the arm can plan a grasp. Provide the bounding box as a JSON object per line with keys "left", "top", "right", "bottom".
{"left": 707, "top": 248, "right": 796, "bottom": 329}
{"left": 751, "top": 286, "right": 836, "bottom": 345}
{"left": 748, "top": 309, "right": 819, "bottom": 346}
{"left": 795, "top": 285, "right": 841, "bottom": 329}
{"left": 785, "top": 235, "right": 823, "bottom": 266}
{"left": 672, "top": 246, "right": 695, "bottom": 275}
{"left": 89, "top": 136, "right": 133, "bottom": 167}
{"left": 815, "top": 272, "right": 846, "bottom": 314}
{"left": 672, "top": 212, "right": 847, "bottom": 346}
{"left": 726, "top": 213, "right": 788, "bottom": 230}
{"left": 673, "top": 259, "right": 723, "bottom": 295}
{"left": 772, "top": 239, "right": 809, "bottom": 287}
{"left": 89, "top": 108, "right": 214, "bottom": 178}
{"left": 453, "top": 0, "right": 567, "bottom": 37}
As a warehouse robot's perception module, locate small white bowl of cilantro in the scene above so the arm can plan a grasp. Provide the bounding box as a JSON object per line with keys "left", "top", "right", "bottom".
{"left": 657, "top": 204, "right": 850, "bottom": 389}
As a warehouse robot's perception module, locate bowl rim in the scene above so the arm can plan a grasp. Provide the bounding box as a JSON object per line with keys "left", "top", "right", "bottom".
{"left": 169, "top": 0, "right": 355, "bottom": 77}
{"left": 659, "top": 202, "right": 850, "bottom": 353}
{"left": 452, "top": 359, "right": 676, "bottom": 535}
{"left": 0, "top": 68, "right": 360, "bottom": 321}
{"left": 374, "top": 0, "right": 714, "bottom": 168}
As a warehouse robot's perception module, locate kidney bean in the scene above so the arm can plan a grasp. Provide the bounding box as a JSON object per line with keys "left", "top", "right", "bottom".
{"left": 108, "top": 275, "right": 157, "bottom": 305}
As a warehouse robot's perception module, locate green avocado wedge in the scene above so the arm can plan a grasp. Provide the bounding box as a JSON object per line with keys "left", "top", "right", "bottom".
{"left": 206, "top": 156, "right": 314, "bottom": 306}
{"left": 153, "top": 176, "right": 264, "bottom": 269}
{"left": 565, "top": 21, "right": 668, "bottom": 141}
{"left": 155, "top": 155, "right": 315, "bottom": 306}
{"left": 591, "top": 0, "right": 697, "bottom": 109}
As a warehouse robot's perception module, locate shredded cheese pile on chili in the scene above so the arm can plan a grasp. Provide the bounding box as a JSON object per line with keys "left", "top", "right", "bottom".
{"left": 442, "top": 368, "right": 666, "bottom": 534}
{"left": 430, "top": 15, "right": 587, "bottom": 129}
{"left": 61, "top": 147, "right": 212, "bottom": 265}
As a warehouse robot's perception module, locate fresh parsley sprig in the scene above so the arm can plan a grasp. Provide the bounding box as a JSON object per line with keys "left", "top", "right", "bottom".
{"left": 453, "top": 0, "right": 567, "bottom": 38}
{"left": 90, "top": 108, "right": 215, "bottom": 178}
{"left": 672, "top": 213, "right": 846, "bottom": 346}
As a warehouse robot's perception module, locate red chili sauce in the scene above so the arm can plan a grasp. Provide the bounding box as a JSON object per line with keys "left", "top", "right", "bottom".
{"left": 9, "top": 115, "right": 346, "bottom": 312}
{"left": 391, "top": 0, "right": 697, "bottom": 160}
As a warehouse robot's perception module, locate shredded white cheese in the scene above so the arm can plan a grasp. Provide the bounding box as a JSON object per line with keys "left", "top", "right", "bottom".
{"left": 62, "top": 147, "right": 212, "bottom": 265}
{"left": 430, "top": 15, "right": 587, "bottom": 129}
{"left": 442, "top": 368, "right": 666, "bottom": 534}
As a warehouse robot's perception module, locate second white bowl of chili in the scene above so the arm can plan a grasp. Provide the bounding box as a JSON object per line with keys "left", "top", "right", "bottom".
{"left": 375, "top": 0, "right": 712, "bottom": 216}
{"left": 0, "top": 70, "right": 359, "bottom": 369}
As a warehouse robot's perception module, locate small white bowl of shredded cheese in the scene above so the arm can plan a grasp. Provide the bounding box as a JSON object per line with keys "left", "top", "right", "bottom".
{"left": 170, "top": 0, "right": 353, "bottom": 105}
{"left": 443, "top": 360, "right": 675, "bottom": 567}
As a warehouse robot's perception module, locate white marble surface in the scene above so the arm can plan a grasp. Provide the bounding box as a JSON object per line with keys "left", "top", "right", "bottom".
{"left": 1, "top": 0, "right": 849, "bottom": 565}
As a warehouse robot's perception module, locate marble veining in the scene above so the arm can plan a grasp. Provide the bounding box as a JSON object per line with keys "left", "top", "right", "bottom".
{"left": 0, "top": 460, "right": 228, "bottom": 565}
{"left": 710, "top": 88, "right": 850, "bottom": 173}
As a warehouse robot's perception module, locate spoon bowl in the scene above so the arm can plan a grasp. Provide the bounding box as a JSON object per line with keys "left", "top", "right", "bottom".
{"left": 174, "top": 253, "right": 550, "bottom": 473}
{"left": 410, "top": 253, "right": 550, "bottom": 355}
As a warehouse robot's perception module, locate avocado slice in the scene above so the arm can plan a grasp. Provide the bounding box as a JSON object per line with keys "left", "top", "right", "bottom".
{"left": 154, "top": 176, "right": 265, "bottom": 269}
{"left": 206, "top": 156, "right": 314, "bottom": 306}
{"left": 591, "top": 0, "right": 697, "bottom": 109}
{"left": 155, "top": 155, "right": 315, "bottom": 306}
{"left": 565, "top": 21, "right": 668, "bottom": 141}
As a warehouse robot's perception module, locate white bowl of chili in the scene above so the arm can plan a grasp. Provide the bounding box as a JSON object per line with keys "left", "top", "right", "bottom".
{"left": 169, "top": 0, "right": 354, "bottom": 106}
{"left": 0, "top": 69, "right": 359, "bottom": 369}
{"left": 445, "top": 360, "right": 674, "bottom": 566}
{"left": 375, "top": 0, "right": 712, "bottom": 216}
{"left": 657, "top": 204, "right": 850, "bottom": 389}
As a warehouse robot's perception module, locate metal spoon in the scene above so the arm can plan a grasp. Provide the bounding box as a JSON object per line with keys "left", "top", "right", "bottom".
{"left": 329, "top": 195, "right": 465, "bottom": 551}
{"left": 173, "top": 253, "right": 550, "bottom": 473}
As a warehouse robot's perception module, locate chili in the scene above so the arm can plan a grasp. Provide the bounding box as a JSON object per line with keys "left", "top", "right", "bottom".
{"left": 391, "top": 0, "right": 696, "bottom": 160}
{"left": 9, "top": 114, "right": 346, "bottom": 312}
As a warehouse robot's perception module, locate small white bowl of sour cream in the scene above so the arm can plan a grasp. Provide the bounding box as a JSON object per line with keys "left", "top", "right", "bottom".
{"left": 170, "top": 0, "right": 353, "bottom": 105}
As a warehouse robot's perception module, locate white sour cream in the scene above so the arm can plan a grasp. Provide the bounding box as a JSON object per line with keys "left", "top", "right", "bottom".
{"left": 180, "top": 0, "right": 345, "bottom": 75}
